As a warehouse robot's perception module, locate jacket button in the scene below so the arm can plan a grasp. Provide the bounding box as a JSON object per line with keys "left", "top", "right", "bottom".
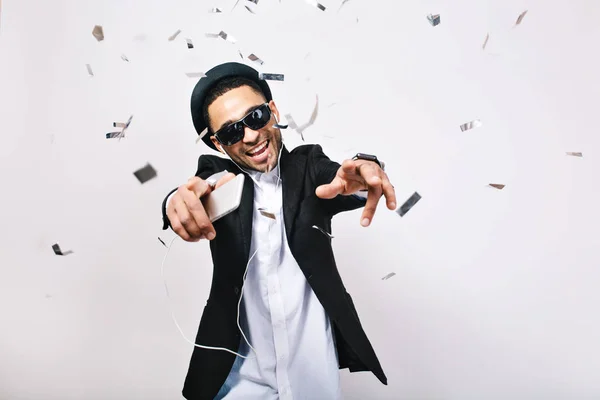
{"left": 234, "top": 287, "right": 240, "bottom": 295}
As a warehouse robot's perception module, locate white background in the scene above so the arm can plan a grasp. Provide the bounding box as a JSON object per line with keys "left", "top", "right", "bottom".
{"left": 1, "top": 0, "right": 599, "bottom": 399}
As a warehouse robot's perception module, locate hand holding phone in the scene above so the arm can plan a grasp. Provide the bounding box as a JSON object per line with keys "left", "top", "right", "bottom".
{"left": 167, "top": 172, "right": 242, "bottom": 242}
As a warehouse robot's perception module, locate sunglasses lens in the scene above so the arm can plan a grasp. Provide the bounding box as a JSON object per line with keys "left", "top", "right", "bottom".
{"left": 215, "top": 104, "right": 271, "bottom": 146}
{"left": 246, "top": 105, "right": 271, "bottom": 130}
{"left": 218, "top": 122, "right": 245, "bottom": 146}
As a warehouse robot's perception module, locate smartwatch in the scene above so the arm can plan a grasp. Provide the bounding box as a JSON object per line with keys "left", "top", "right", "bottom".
{"left": 352, "top": 153, "right": 384, "bottom": 170}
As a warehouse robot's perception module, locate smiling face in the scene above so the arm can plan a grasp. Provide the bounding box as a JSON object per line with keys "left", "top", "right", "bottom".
{"left": 208, "top": 85, "right": 282, "bottom": 173}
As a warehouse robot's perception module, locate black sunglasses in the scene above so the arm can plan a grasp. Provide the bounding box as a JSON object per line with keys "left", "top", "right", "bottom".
{"left": 213, "top": 103, "right": 272, "bottom": 146}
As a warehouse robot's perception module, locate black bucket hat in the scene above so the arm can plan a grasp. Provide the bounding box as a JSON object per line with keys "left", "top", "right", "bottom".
{"left": 191, "top": 62, "right": 273, "bottom": 151}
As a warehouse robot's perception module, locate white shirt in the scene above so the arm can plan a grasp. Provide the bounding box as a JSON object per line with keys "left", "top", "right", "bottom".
{"left": 214, "top": 165, "right": 342, "bottom": 400}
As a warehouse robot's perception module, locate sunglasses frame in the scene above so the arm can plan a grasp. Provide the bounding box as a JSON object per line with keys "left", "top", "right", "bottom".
{"left": 213, "top": 102, "right": 273, "bottom": 146}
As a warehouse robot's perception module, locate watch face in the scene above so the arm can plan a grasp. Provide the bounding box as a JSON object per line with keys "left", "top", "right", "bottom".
{"left": 355, "top": 153, "right": 377, "bottom": 161}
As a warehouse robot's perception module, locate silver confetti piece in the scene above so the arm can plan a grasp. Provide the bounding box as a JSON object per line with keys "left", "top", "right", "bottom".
{"left": 427, "top": 13, "right": 441, "bottom": 27}
{"left": 106, "top": 131, "right": 121, "bottom": 139}
{"left": 516, "top": 10, "right": 528, "bottom": 25}
{"left": 219, "top": 31, "right": 236, "bottom": 43}
{"left": 566, "top": 152, "right": 583, "bottom": 157}
{"left": 238, "top": 50, "right": 244, "bottom": 59}
{"left": 209, "top": 7, "right": 222, "bottom": 13}
{"left": 338, "top": 0, "right": 351, "bottom": 12}
{"left": 305, "top": 0, "right": 326, "bottom": 11}
{"left": 312, "top": 225, "right": 334, "bottom": 238}
{"left": 52, "top": 243, "right": 73, "bottom": 256}
{"left": 248, "top": 53, "right": 264, "bottom": 65}
{"left": 86, "top": 63, "right": 94, "bottom": 76}
{"left": 381, "top": 272, "right": 396, "bottom": 280}
{"left": 259, "top": 72, "right": 284, "bottom": 81}
{"left": 121, "top": 54, "right": 129, "bottom": 62}
{"left": 245, "top": 5, "right": 256, "bottom": 13}
{"left": 158, "top": 237, "right": 167, "bottom": 247}
{"left": 186, "top": 38, "right": 194, "bottom": 49}
{"left": 284, "top": 114, "right": 298, "bottom": 130}
{"left": 92, "top": 25, "right": 104, "bottom": 41}
{"left": 168, "top": 29, "right": 181, "bottom": 41}
{"left": 258, "top": 208, "right": 276, "bottom": 219}
{"left": 133, "top": 163, "right": 157, "bottom": 184}
{"left": 185, "top": 72, "right": 206, "bottom": 78}
{"left": 482, "top": 33, "right": 489, "bottom": 50}
{"left": 488, "top": 183, "right": 505, "bottom": 190}
{"left": 113, "top": 122, "right": 126, "bottom": 128}
{"left": 460, "top": 119, "right": 482, "bottom": 132}
{"left": 248, "top": 0, "right": 259, "bottom": 3}
{"left": 397, "top": 192, "right": 421, "bottom": 217}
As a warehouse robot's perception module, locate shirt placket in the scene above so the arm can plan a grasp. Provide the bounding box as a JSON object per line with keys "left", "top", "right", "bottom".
{"left": 262, "top": 176, "right": 293, "bottom": 399}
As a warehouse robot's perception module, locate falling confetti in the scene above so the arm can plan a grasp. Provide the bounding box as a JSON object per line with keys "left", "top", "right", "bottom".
{"left": 121, "top": 54, "right": 129, "bottom": 62}
{"left": 427, "top": 14, "right": 441, "bottom": 26}
{"left": 52, "top": 243, "right": 73, "bottom": 256}
{"left": 209, "top": 7, "right": 222, "bottom": 13}
{"left": 133, "top": 163, "right": 158, "bottom": 184}
{"left": 168, "top": 29, "right": 181, "bottom": 41}
{"left": 338, "top": 0, "right": 351, "bottom": 12}
{"left": 248, "top": 53, "right": 264, "bottom": 65}
{"left": 259, "top": 72, "right": 284, "bottom": 81}
{"left": 488, "top": 184, "right": 505, "bottom": 190}
{"left": 516, "top": 10, "right": 528, "bottom": 25}
{"left": 92, "top": 25, "right": 104, "bottom": 41}
{"left": 245, "top": 5, "right": 256, "bottom": 14}
{"left": 205, "top": 31, "right": 237, "bottom": 44}
{"left": 482, "top": 33, "right": 490, "bottom": 50}
{"left": 284, "top": 114, "right": 298, "bottom": 130}
{"left": 186, "top": 38, "right": 194, "bottom": 49}
{"left": 381, "top": 272, "right": 396, "bottom": 281}
{"left": 305, "top": 0, "right": 326, "bottom": 11}
{"left": 185, "top": 72, "right": 206, "bottom": 78}
{"left": 460, "top": 119, "right": 482, "bottom": 132}
{"left": 106, "top": 115, "right": 133, "bottom": 140}
{"left": 238, "top": 50, "right": 244, "bottom": 59}
{"left": 86, "top": 64, "right": 94, "bottom": 77}
{"left": 158, "top": 237, "right": 167, "bottom": 247}
{"left": 258, "top": 208, "right": 276, "bottom": 219}
{"left": 248, "top": 0, "right": 259, "bottom": 3}
{"left": 312, "top": 225, "right": 334, "bottom": 238}
{"left": 286, "top": 95, "right": 319, "bottom": 141}
{"left": 566, "top": 152, "right": 583, "bottom": 157}
{"left": 397, "top": 192, "right": 421, "bottom": 217}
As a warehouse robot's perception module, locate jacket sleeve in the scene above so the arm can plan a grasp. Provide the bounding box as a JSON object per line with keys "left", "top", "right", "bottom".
{"left": 161, "top": 155, "right": 220, "bottom": 230}
{"left": 308, "top": 144, "right": 367, "bottom": 216}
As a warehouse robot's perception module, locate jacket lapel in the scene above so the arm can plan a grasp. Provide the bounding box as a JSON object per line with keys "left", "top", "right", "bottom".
{"left": 236, "top": 169, "right": 254, "bottom": 262}
{"left": 280, "top": 146, "right": 306, "bottom": 242}
{"left": 232, "top": 145, "right": 306, "bottom": 262}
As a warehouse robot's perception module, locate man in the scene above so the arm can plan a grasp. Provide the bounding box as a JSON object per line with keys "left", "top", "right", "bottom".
{"left": 161, "top": 62, "right": 396, "bottom": 400}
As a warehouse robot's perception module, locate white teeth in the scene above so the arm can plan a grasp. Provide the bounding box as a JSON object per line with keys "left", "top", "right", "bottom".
{"left": 249, "top": 141, "right": 267, "bottom": 155}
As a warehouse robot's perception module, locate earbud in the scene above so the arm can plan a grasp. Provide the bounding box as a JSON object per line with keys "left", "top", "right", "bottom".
{"left": 273, "top": 113, "right": 288, "bottom": 129}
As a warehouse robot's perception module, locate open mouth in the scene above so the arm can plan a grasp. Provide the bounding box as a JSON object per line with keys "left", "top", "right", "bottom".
{"left": 247, "top": 140, "right": 269, "bottom": 160}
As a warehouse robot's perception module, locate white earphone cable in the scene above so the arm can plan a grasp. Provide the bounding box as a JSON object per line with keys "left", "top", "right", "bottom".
{"left": 161, "top": 235, "right": 259, "bottom": 359}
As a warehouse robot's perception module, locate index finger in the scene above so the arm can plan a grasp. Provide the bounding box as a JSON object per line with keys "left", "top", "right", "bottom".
{"left": 360, "top": 183, "right": 382, "bottom": 227}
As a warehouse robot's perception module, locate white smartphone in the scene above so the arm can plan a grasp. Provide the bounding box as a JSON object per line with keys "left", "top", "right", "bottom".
{"left": 202, "top": 174, "right": 245, "bottom": 222}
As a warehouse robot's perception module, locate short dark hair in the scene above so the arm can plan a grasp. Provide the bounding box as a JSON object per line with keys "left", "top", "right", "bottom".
{"left": 202, "top": 76, "right": 266, "bottom": 134}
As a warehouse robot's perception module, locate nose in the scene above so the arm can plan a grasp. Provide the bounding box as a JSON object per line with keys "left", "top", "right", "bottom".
{"left": 242, "top": 126, "right": 260, "bottom": 144}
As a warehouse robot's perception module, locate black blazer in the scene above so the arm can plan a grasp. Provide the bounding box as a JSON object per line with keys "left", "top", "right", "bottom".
{"left": 161, "top": 144, "right": 387, "bottom": 400}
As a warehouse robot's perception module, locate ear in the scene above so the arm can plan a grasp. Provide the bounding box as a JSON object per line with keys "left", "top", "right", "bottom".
{"left": 268, "top": 100, "right": 280, "bottom": 124}
{"left": 210, "top": 135, "right": 225, "bottom": 154}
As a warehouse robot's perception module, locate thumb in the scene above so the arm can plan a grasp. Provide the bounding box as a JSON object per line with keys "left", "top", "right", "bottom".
{"left": 214, "top": 172, "right": 237, "bottom": 190}
{"left": 186, "top": 176, "right": 212, "bottom": 198}
{"left": 316, "top": 178, "right": 344, "bottom": 199}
